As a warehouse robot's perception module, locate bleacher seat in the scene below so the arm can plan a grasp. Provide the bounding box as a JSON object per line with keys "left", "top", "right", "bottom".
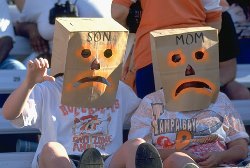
{"left": 236, "top": 64, "right": 250, "bottom": 88}
{"left": 0, "top": 152, "right": 34, "bottom": 168}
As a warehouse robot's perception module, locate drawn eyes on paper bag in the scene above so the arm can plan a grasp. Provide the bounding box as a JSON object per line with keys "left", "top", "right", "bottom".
{"left": 166, "top": 48, "right": 215, "bottom": 99}
{"left": 73, "top": 43, "right": 118, "bottom": 88}
{"left": 167, "top": 48, "right": 208, "bottom": 67}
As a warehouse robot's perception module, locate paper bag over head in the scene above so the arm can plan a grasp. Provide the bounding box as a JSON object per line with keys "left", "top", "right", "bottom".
{"left": 51, "top": 18, "right": 128, "bottom": 108}
{"left": 150, "top": 27, "right": 220, "bottom": 112}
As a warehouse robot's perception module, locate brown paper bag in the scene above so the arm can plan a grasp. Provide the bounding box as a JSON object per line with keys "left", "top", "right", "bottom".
{"left": 51, "top": 18, "right": 128, "bottom": 107}
{"left": 150, "top": 27, "right": 220, "bottom": 111}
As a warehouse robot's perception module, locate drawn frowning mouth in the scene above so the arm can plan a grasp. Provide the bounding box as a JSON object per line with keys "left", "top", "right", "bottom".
{"left": 175, "top": 81, "right": 211, "bottom": 96}
{"left": 73, "top": 76, "right": 111, "bottom": 87}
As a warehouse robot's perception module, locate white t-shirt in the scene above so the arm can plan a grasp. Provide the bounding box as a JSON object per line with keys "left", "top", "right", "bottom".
{"left": 11, "top": 77, "right": 141, "bottom": 168}
{"left": 129, "top": 90, "right": 249, "bottom": 165}
{"left": 0, "top": 0, "right": 15, "bottom": 39}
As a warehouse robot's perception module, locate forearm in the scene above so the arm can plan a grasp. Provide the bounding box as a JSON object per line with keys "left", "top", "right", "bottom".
{"left": 220, "top": 140, "right": 248, "bottom": 164}
{"left": 207, "top": 20, "right": 222, "bottom": 32}
{"left": 219, "top": 58, "right": 237, "bottom": 85}
{"left": 2, "top": 79, "right": 35, "bottom": 120}
{"left": 111, "top": 3, "right": 129, "bottom": 28}
{"left": 14, "top": 22, "right": 34, "bottom": 38}
{"left": 0, "top": 36, "right": 13, "bottom": 63}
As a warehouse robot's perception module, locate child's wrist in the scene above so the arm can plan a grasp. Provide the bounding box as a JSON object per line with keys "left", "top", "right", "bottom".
{"left": 23, "top": 78, "right": 36, "bottom": 90}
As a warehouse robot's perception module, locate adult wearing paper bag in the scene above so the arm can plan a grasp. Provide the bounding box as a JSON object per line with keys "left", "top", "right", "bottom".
{"left": 128, "top": 27, "right": 249, "bottom": 168}
{"left": 2, "top": 18, "right": 163, "bottom": 168}
{"left": 111, "top": 0, "right": 222, "bottom": 99}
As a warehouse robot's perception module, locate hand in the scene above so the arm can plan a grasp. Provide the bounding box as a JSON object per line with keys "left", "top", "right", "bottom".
{"left": 198, "top": 152, "right": 222, "bottom": 168}
{"left": 26, "top": 58, "right": 55, "bottom": 88}
{"left": 182, "top": 150, "right": 203, "bottom": 163}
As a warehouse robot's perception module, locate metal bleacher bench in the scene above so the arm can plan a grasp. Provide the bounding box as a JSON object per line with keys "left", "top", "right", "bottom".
{"left": 236, "top": 64, "right": 250, "bottom": 88}
{"left": 0, "top": 65, "right": 249, "bottom": 168}
{"left": 0, "top": 70, "right": 26, "bottom": 94}
{"left": 0, "top": 101, "right": 250, "bottom": 168}
{"left": 0, "top": 152, "right": 34, "bottom": 168}
{"left": 0, "top": 64, "right": 249, "bottom": 94}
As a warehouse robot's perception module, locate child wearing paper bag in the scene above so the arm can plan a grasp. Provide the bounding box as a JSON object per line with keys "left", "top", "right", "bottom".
{"left": 128, "top": 27, "right": 249, "bottom": 168}
{"left": 2, "top": 18, "right": 163, "bottom": 168}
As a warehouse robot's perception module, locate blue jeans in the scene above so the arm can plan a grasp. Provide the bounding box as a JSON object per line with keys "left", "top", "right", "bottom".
{"left": 0, "top": 58, "right": 26, "bottom": 107}
{"left": 136, "top": 64, "right": 155, "bottom": 99}
{"left": 0, "top": 58, "right": 26, "bottom": 70}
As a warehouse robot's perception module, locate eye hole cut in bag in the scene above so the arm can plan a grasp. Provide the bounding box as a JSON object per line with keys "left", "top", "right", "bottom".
{"left": 49, "top": 0, "right": 79, "bottom": 24}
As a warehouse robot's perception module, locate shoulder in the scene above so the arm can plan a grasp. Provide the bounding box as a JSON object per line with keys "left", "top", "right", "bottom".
{"left": 209, "top": 92, "right": 236, "bottom": 114}
{"left": 118, "top": 81, "right": 140, "bottom": 98}
{"left": 35, "top": 76, "right": 63, "bottom": 94}
{"left": 117, "top": 80, "right": 141, "bottom": 105}
{"left": 214, "top": 92, "right": 231, "bottom": 105}
{"left": 142, "top": 89, "right": 165, "bottom": 104}
{"left": 118, "top": 80, "right": 135, "bottom": 93}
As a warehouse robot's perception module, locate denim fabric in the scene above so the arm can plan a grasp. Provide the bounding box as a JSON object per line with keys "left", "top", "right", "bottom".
{"left": 136, "top": 63, "right": 155, "bottom": 99}
{"left": 0, "top": 58, "right": 26, "bottom": 70}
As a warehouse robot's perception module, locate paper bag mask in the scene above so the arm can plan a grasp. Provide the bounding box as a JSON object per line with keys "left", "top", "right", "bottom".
{"left": 150, "top": 27, "right": 220, "bottom": 111}
{"left": 51, "top": 18, "right": 128, "bottom": 107}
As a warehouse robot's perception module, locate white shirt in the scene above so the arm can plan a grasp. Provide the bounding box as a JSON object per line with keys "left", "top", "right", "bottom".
{"left": 11, "top": 77, "right": 141, "bottom": 168}
{"left": 128, "top": 90, "right": 249, "bottom": 165}
{"left": 0, "top": 0, "right": 15, "bottom": 39}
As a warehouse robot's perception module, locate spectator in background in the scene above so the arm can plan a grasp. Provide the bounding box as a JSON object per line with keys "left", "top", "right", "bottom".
{"left": 1, "top": 53, "right": 161, "bottom": 167}
{"left": 14, "top": 0, "right": 51, "bottom": 65}
{"left": 121, "top": 1, "right": 142, "bottom": 93}
{"left": 227, "top": 0, "right": 250, "bottom": 64}
{"left": 14, "top": 0, "right": 113, "bottom": 66}
{"left": 111, "top": 0, "right": 222, "bottom": 99}
{"left": 0, "top": 0, "right": 25, "bottom": 69}
{"left": 219, "top": 0, "right": 250, "bottom": 99}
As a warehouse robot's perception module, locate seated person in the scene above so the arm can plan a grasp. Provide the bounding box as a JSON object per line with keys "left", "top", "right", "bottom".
{"left": 219, "top": 0, "right": 250, "bottom": 100}
{"left": 2, "top": 18, "right": 163, "bottom": 168}
{"left": 13, "top": 0, "right": 113, "bottom": 66}
{"left": 128, "top": 27, "right": 249, "bottom": 168}
{"left": 0, "top": 0, "right": 25, "bottom": 69}
{"left": 14, "top": 0, "right": 50, "bottom": 65}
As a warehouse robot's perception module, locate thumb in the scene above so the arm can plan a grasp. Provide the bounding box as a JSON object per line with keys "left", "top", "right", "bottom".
{"left": 43, "top": 75, "right": 55, "bottom": 82}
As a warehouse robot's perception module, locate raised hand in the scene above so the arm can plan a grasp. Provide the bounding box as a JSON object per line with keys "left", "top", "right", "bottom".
{"left": 26, "top": 58, "right": 55, "bottom": 88}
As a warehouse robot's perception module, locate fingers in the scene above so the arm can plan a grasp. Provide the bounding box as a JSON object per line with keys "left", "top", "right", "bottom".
{"left": 34, "top": 58, "right": 48, "bottom": 68}
{"left": 44, "top": 75, "right": 55, "bottom": 82}
{"left": 198, "top": 156, "right": 215, "bottom": 168}
{"left": 28, "top": 58, "right": 50, "bottom": 70}
{"left": 27, "top": 58, "right": 54, "bottom": 84}
{"left": 44, "top": 58, "right": 50, "bottom": 68}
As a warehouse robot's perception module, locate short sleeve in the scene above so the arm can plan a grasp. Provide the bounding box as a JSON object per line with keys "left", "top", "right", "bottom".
{"left": 202, "top": 0, "right": 222, "bottom": 23}
{"left": 112, "top": 0, "right": 134, "bottom": 8}
{"left": 220, "top": 94, "right": 249, "bottom": 143}
{"left": 0, "top": 0, "right": 15, "bottom": 39}
{"left": 11, "top": 85, "right": 43, "bottom": 129}
{"left": 128, "top": 96, "right": 153, "bottom": 143}
{"left": 118, "top": 81, "right": 141, "bottom": 127}
{"left": 202, "top": 0, "right": 221, "bottom": 12}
